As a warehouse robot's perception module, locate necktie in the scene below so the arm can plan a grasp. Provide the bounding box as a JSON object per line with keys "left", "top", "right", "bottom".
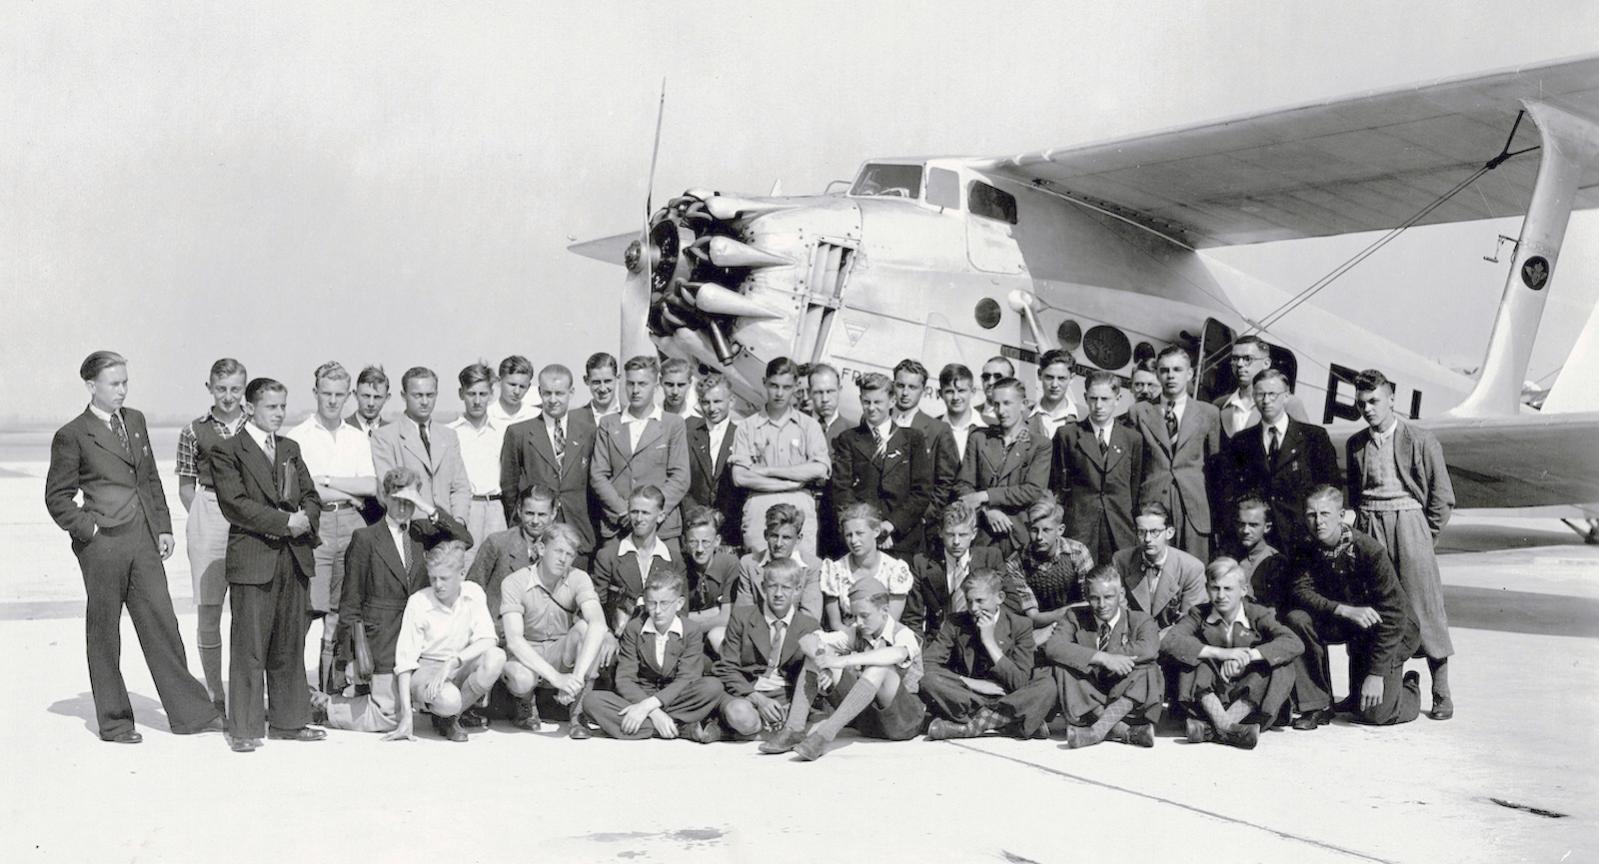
{"left": 1268, "top": 425, "right": 1281, "bottom": 463}
{"left": 1164, "top": 405, "right": 1178, "bottom": 443}
{"left": 419, "top": 423, "right": 432, "bottom": 459}
{"left": 263, "top": 433, "right": 276, "bottom": 462}
{"left": 398, "top": 529, "right": 409, "bottom": 570}
{"left": 872, "top": 425, "right": 886, "bottom": 459}
{"left": 763, "top": 620, "right": 787, "bottom": 678}
{"left": 552, "top": 419, "right": 565, "bottom": 468}
{"left": 1097, "top": 625, "right": 1111, "bottom": 652}
{"left": 108, "top": 412, "right": 131, "bottom": 453}
{"left": 1098, "top": 429, "right": 1110, "bottom": 457}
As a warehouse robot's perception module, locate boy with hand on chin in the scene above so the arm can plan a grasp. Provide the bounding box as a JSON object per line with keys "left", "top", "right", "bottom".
{"left": 714, "top": 558, "right": 822, "bottom": 741}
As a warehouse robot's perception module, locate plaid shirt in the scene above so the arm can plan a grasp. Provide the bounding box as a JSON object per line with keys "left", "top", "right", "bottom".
{"left": 1003, "top": 536, "right": 1096, "bottom": 614}
{"left": 175, "top": 410, "right": 247, "bottom": 480}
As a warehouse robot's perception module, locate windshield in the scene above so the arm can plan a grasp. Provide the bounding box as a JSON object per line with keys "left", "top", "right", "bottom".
{"left": 849, "top": 163, "right": 923, "bottom": 199}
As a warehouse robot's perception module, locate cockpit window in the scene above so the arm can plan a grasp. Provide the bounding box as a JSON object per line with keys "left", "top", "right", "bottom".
{"left": 850, "top": 163, "right": 923, "bottom": 199}
{"left": 969, "top": 181, "right": 1018, "bottom": 224}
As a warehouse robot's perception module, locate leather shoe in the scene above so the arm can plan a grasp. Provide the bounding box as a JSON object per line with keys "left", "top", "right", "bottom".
{"left": 459, "top": 706, "right": 490, "bottom": 730}
{"left": 926, "top": 718, "right": 977, "bottom": 741}
{"left": 758, "top": 729, "right": 805, "bottom": 755}
{"left": 1291, "top": 709, "right": 1332, "bottom": 730}
{"left": 226, "top": 735, "right": 258, "bottom": 753}
{"left": 688, "top": 719, "right": 724, "bottom": 744}
{"left": 267, "top": 726, "right": 327, "bottom": 742}
{"left": 431, "top": 715, "right": 468, "bottom": 743}
{"left": 568, "top": 719, "right": 593, "bottom": 740}
{"left": 1113, "top": 722, "right": 1155, "bottom": 748}
{"left": 1062, "top": 726, "right": 1102, "bottom": 749}
{"left": 1221, "top": 723, "right": 1260, "bottom": 750}
{"left": 792, "top": 732, "right": 830, "bottom": 761}
{"left": 511, "top": 698, "right": 541, "bottom": 731}
{"left": 1185, "top": 717, "right": 1216, "bottom": 743}
{"left": 102, "top": 729, "right": 143, "bottom": 744}
{"left": 1429, "top": 696, "right": 1454, "bottom": 721}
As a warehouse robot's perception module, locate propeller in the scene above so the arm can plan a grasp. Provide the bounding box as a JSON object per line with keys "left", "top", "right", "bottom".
{"left": 620, "top": 80, "right": 667, "bottom": 363}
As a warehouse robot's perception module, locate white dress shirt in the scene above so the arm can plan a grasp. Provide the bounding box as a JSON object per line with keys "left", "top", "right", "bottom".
{"left": 620, "top": 404, "right": 663, "bottom": 454}
{"left": 285, "top": 415, "right": 375, "bottom": 485}
{"left": 639, "top": 615, "right": 685, "bottom": 667}
{"left": 447, "top": 415, "right": 504, "bottom": 495}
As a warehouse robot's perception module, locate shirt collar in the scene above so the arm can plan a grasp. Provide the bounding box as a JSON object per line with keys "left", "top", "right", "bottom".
{"left": 762, "top": 606, "right": 797, "bottom": 629}
{"left": 1100, "top": 609, "right": 1123, "bottom": 634}
{"left": 448, "top": 415, "right": 497, "bottom": 434}
{"left": 623, "top": 404, "right": 663, "bottom": 425}
{"left": 1264, "top": 414, "right": 1290, "bottom": 440}
{"left": 1089, "top": 418, "right": 1116, "bottom": 437}
{"left": 753, "top": 407, "right": 800, "bottom": 429}
{"left": 1206, "top": 603, "right": 1253, "bottom": 630}
{"left": 871, "top": 418, "right": 895, "bottom": 441}
{"left": 640, "top": 615, "right": 685, "bottom": 638}
{"left": 207, "top": 407, "right": 247, "bottom": 430}
{"left": 244, "top": 422, "right": 275, "bottom": 451}
{"left": 1033, "top": 395, "right": 1079, "bottom": 421}
{"left": 890, "top": 408, "right": 918, "bottom": 428}
{"left": 758, "top": 547, "right": 805, "bottom": 566}
{"left": 407, "top": 416, "right": 431, "bottom": 437}
{"left": 1374, "top": 418, "right": 1400, "bottom": 440}
{"left": 1164, "top": 394, "right": 1189, "bottom": 413}
{"left": 87, "top": 403, "right": 116, "bottom": 424}
{"left": 945, "top": 550, "right": 971, "bottom": 572}
{"left": 618, "top": 534, "right": 672, "bottom": 562}
{"left": 946, "top": 410, "right": 984, "bottom": 430}
{"left": 1224, "top": 390, "right": 1254, "bottom": 413}
{"left": 386, "top": 515, "right": 409, "bottom": 535}
{"left": 1141, "top": 548, "right": 1168, "bottom": 570}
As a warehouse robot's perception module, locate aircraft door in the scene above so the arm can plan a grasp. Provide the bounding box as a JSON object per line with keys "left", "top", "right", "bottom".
{"left": 966, "top": 179, "right": 1026, "bottom": 275}
{"left": 1196, "top": 318, "right": 1236, "bottom": 402}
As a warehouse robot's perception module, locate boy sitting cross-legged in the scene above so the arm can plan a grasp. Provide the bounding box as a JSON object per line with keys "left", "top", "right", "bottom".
{"left": 712, "top": 557, "right": 822, "bottom": 742}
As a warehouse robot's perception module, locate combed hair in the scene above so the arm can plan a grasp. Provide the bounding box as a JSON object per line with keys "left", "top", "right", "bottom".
{"left": 499, "top": 355, "right": 534, "bottom": 378}
{"left": 989, "top": 376, "right": 1025, "bottom": 399}
{"left": 696, "top": 370, "right": 729, "bottom": 399}
{"left": 1252, "top": 368, "right": 1289, "bottom": 390}
{"left": 1206, "top": 557, "right": 1245, "bottom": 585}
{"left": 1234, "top": 494, "right": 1270, "bottom": 518}
{"left": 940, "top": 500, "right": 978, "bottom": 532}
{"left": 1306, "top": 483, "right": 1346, "bottom": 509}
{"left": 585, "top": 352, "right": 619, "bottom": 377}
{"left": 682, "top": 505, "right": 724, "bottom": 535}
{"left": 400, "top": 366, "right": 437, "bottom": 392}
{"left": 960, "top": 567, "right": 1005, "bottom": 597}
{"left": 458, "top": 363, "right": 494, "bottom": 389}
{"left": 838, "top": 501, "right": 881, "bottom": 532}
{"left": 541, "top": 522, "right": 583, "bottom": 554}
{"left": 1353, "top": 368, "right": 1394, "bottom": 394}
{"left": 1232, "top": 335, "right": 1269, "bottom": 356}
{"left": 1084, "top": 564, "right": 1122, "bottom": 593}
{"left": 857, "top": 371, "right": 892, "bottom": 395}
{"left": 381, "top": 466, "right": 421, "bottom": 495}
{"left": 1025, "top": 494, "right": 1064, "bottom": 525}
{"left": 313, "top": 361, "right": 350, "bottom": 387}
{"left": 1084, "top": 370, "right": 1120, "bottom": 392}
{"left": 893, "top": 358, "right": 929, "bottom": 384}
{"left": 79, "top": 350, "right": 127, "bottom": 381}
{"left": 518, "top": 484, "right": 557, "bottom": 507}
{"left": 357, "top": 365, "right": 389, "bottom": 388}
{"left": 629, "top": 484, "right": 667, "bottom": 510}
{"left": 939, "top": 363, "right": 974, "bottom": 389}
{"left": 762, "top": 556, "right": 805, "bottom": 588}
{"left": 1135, "top": 500, "right": 1171, "bottom": 527}
{"left": 424, "top": 540, "right": 467, "bottom": 575}
{"left": 808, "top": 363, "right": 839, "bottom": 385}
{"left": 245, "top": 377, "right": 287, "bottom": 404}
{"left": 209, "top": 358, "right": 247, "bottom": 382}
{"left": 764, "top": 356, "right": 799, "bottom": 380}
{"left": 765, "top": 502, "right": 806, "bottom": 533}
{"left": 539, "top": 363, "right": 573, "bottom": 388}
{"left": 623, "top": 355, "right": 660, "bottom": 378}
{"left": 644, "top": 570, "right": 686, "bottom": 597}
{"left": 1155, "top": 345, "right": 1192, "bottom": 367}
{"left": 1037, "top": 349, "right": 1073, "bottom": 374}
{"left": 983, "top": 356, "right": 1015, "bottom": 377}
{"left": 661, "top": 357, "right": 693, "bottom": 377}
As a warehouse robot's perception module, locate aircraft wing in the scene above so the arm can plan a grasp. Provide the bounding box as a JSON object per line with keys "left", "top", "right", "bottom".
{"left": 974, "top": 54, "right": 1599, "bottom": 248}
{"left": 1421, "top": 412, "right": 1599, "bottom": 509}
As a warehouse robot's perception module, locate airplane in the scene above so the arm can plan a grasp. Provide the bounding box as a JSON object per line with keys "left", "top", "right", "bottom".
{"left": 570, "top": 54, "right": 1599, "bottom": 529}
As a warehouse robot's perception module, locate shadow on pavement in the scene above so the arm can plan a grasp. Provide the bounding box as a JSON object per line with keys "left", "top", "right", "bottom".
{"left": 48, "top": 691, "right": 169, "bottom": 736}
{"left": 1446, "top": 586, "right": 1599, "bottom": 638}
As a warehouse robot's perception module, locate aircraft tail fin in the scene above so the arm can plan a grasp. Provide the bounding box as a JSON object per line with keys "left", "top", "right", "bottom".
{"left": 1541, "top": 297, "right": 1599, "bottom": 413}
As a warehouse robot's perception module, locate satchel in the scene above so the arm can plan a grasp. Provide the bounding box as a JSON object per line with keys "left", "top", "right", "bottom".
{"left": 352, "top": 622, "right": 375, "bottom": 678}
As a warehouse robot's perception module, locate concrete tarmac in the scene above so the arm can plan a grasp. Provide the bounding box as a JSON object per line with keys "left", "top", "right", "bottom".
{"left": 1, "top": 435, "right": 1594, "bottom": 863}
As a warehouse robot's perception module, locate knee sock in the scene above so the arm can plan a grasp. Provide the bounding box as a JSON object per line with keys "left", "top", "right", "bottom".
{"left": 1199, "top": 692, "right": 1230, "bottom": 731}
{"left": 1428, "top": 657, "right": 1450, "bottom": 699}
{"left": 1223, "top": 699, "right": 1256, "bottom": 727}
{"left": 811, "top": 673, "right": 882, "bottom": 742}
{"left": 197, "top": 604, "right": 224, "bottom": 703}
{"left": 1088, "top": 697, "right": 1134, "bottom": 741}
{"left": 783, "top": 669, "right": 821, "bottom": 733}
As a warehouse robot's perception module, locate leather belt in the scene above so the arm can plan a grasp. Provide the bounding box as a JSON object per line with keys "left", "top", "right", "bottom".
{"left": 321, "top": 500, "right": 358, "bottom": 512}
{"left": 471, "top": 493, "right": 503, "bottom": 501}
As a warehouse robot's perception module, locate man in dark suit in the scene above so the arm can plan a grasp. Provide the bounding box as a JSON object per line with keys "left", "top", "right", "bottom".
{"left": 1220, "top": 369, "right": 1338, "bottom": 548}
{"left": 682, "top": 371, "right": 744, "bottom": 547}
{"left": 807, "top": 363, "right": 851, "bottom": 559}
{"left": 891, "top": 359, "right": 960, "bottom": 510}
{"left": 591, "top": 486, "right": 684, "bottom": 632}
{"left": 1052, "top": 371, "right": 1144, "bottom": 565}
{"left": 921, "top": 569, "right": 1035, "bottom": 739}
{"left": 45, "top": 351, "right": 222, "bottom": 743}
{"left": 953, "top": 377, "right": 1051, "bottom": 556}
{"left": 211, "top": 378, "right": 324, "bottom": 753}
{"left": 1212, "top": 335, "right": 1309, "bottom": 438}
{"left": 499, "top": 363, "right": 597, "bottom": 565}
{"left": 568, "top": 352, "right": 621, "bottom": 427}
{"left": 832, "top": 372, "right": 932, "bottom": 558}
{"left": 1161, "top": 558, "right": 1304, "bottom": 749}
{"left": 1128, "top": 345, "right": 1223, "bottom": 561}
{"left": 909, "top": 501, "right": 1006, "bottom": 639}
{"left": 713, "top": 557, "right": 822, "bottom": 740}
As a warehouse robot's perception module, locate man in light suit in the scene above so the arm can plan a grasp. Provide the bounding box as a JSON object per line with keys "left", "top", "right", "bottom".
{"left": 500, "top": 363, "right": 598, "bottom": 565}
{"left": 1219, "top": 369, "right": 1338, "bottom": 549}
{"left": 682, "top": 371, "right": 744, "bottom": 547}
{"left": 1129, "top": 345, "right": 1223, "bottom": 561}
{"left": 953, "top": 377, "right": 1051, "bottom": 557}
{"left": 1052, "top": 371, "right": 1144, "bottom": 565}
{"left": 371, "top": 367, "right": 472, "bottom": 525}
{"left": 832, "top": 372, "right": 933, "bottom": 558}
{"left": 211, "top": 378, "right": 324, "bottom": 753}
{"left": 1112, "top": 502, "right": 1207, "bottom": 637}
{"left": 807, "top": 363, "right": 851, "bottom": 559}
{"left": 591, "top": 355, "right": 692, "bottom": 543}
{"left": 45, "top": 351, "right": 222, "bottom": 743}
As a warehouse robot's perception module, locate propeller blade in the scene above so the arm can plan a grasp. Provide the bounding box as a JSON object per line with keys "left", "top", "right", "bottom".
{"left": 706, "top": 236, "right": 793, "bottom": 269}
{"left": 620, "top": 259, "right": 654, "bottom": 361}
{"left": 567, "top": 232, "right": 639, "bottom": 265}
{"left": 704, "top": 195, "right": 795, "bottom": 222}
{"left": 689, "top": 282, "right": 783, "bottom": 320}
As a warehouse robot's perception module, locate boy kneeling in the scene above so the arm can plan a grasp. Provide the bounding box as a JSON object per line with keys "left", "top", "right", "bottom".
{"left": 579, "top": 571, "right": 723, "bottom": 740}
{"left": 760, "top": 576, "right": 925, "bottom": 761}
{"left": 389, "top": 541, "right": 506, "bottom": 742}
{"left": 1161, "top": 558, "right": 1303, "bottom": 749}
{"left": 921, "top": 569, "right": 1036, "bottom": 740}
{"left": 713, "top": 557, "right": 822, "bottom": 741}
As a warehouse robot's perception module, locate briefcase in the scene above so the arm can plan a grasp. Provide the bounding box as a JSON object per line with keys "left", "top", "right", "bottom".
{"left": 352, "top": 622, "right": 375, "bottom": 679}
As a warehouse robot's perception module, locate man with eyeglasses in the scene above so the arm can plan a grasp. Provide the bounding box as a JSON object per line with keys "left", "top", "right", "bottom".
{"left": 1220, "top": 369, "right": 1337, "bottom": 549}
{"left": 1214, "top": 336, "right": 1307, "bottom": 438}
{"left": 976, "top": 356, "right": 1015, "bottom": 426}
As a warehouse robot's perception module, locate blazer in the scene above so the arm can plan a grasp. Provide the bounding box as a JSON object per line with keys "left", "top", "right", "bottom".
{"left": 210, "top": 430, "right": 322, "bottom": 585}
{"left": 821, "top": 414, "right": 852, "bottom": 443}
{"left": 1160, "top": 600, "right": 1304, "bottom": 669}
{"left": 589, "top": 411, "right": 691, "bottom": 539}
{"left": 336, "top": 513, "right": 469, "bottom": 674}
{"left": 832, "top": 423, "right": 932, "bottom": 557}
{"left": 908, "top": 546, "right": 1006, "bottom": 639}
{"left": 904, "top": 410, "right": 961, "bottom": 507}
{"left": 1051, "top": 419, "right": 1144, "bottom": 551}
{"left": 923, "top": 607, "right": 1035, "bottom": 693}
{"left": 1042, "top": 606, "right": 1161, "bottom": 671}
{"left": 1221, "top": 418, "right": 1339, "bottom": 541}
{"left": 714, "top": 604, "right": 822, "bottom": 696}
{"left": 1291, "top": 529, "right": 1420, "bottom": 673}
{"left": 1345, "top": 419, "right": 1455, "bottom": 537}
{"left": 371, "top": 418, "right": 472, "bottom": 522}
{"left": 45, "top": 407, "right": 170, "bottom": 546}
{"left": 499, "top": 411, "right": 597, "bottom": 552}
{"left": 465, "top": 526, "right": 536, "bottom": 629}
{"left": 614, "top": 615, "right": 709, "bottom": 705}
{"left": 953, "top": 424, "right": 1052, "bottom": 544}
{"left": 1112, "top": 545, "right": 1207, "bottom": 630}
{"left": 591, "top": 539, "right": 686, "bottom": 625}
{"left": 568, "top": 401, "right": 617, "bottom": 429}
{"left": 1129, "top": 399, "right": 1223, "bottom": 534}
{"left": 683, "top": 415, "right": 744, "bottom": 532}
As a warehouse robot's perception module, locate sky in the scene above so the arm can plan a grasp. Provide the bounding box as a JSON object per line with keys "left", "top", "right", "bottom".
{"left": 3, "top": 1, "right": 1597, "bottom": 427}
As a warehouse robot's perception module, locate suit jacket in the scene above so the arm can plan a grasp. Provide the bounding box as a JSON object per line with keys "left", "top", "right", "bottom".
{"left": 591, "top": 538, "right": 687, "bottom": 626}
{"left": 904, "top": 410, "right": 961, "bottom": 508}
{"left": 821, "top": 413, "right": 852, "bottom": 443}
{"left": 1160, "top": 600, "right": 1304, "bottom": 669}
{"left": 465, "top": 526, "right": 537, "bottom": 631}
{"left": 923, "top": 607, "right": 1035, "bottom": 692}
{"left": 908, "top": 546, "right": 1006, "bottom": 639}
{"left": 832, "top": 423, "right": 932, "bottom": 556}
{"left": 371, "top": 418, "right": 472, "bottom": 522}
{"left": 1051, "top": 419, "right": 1144, "bottom": 552}
{"left": 1222, "top": 418, "right": 1338, "bottom": 542}
{"left": 1129, "top": 399, "right": 1223, "bottom": 534}
{"left": 714, "top": 604, "right": 822, "bottom": 696}
{"left": 953, "top": 424, "right": 1052, "bottom": 545}
{"left": 1291, "top": 529, "right": 1420, "bottom": 673}
{"left": 590, "top": 411, "right": 691, "bottom": 539}
{"left": 614, "top": 615, "right": 708, "bottom": 705}
{"left": 337, "top": 513, "right": 469, "bottom": 673}
{"left": 1041, "top": 606, "right": 1161, "bottom": 671}
{"left": 1346, "top": 419, "right": 1455, "bottom": 536}
{"left": 568, "top": 401, "right": 618, "bottom": 429}
{"left": 499, "top": 411, "right": 597, "bottom": 552}
{"left": 46, "top": 407, "right": 170, "bottom": 546}
{"left": 211, "top": 430, "right": 322, "bottom": 585}
{"left": 683, "top": 415, "right": 745, "bottom": 537}
{"left": 1212, "top": 391, "right": 1309, "bottom": 439}
{"left": 1112, "top": 546, "right": 1207, "bottom": 630}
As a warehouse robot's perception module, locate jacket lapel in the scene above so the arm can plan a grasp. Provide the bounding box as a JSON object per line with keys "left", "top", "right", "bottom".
{"left": 529, "top": 421, "right": 559, "bottom": 472}
{"left": 401, "top": 423, "right": 435, "bottom": 474}
{"left": 86, "top": 412, "right": 137, "bottom": 467}
{"left": 633, "top": 418, "right": 663, "bottom": 455}
{"left": 374, "top": 524, "right": 409, "bottom": 588}
{"left": 1075, "top": 423, "right": 1107, "bottom": 471}
{"left": 1273, "top": 422, "right": 1303, "bottom": 471}
{"left": 237, "top": 432, "right": 280, "bottom": 501}
{"left": 689, "top": 421, "right": 713, "bottom": 479}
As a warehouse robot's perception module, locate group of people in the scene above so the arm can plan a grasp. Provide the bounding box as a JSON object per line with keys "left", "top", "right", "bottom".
{"left": 45, "top": 336, "right": 1456, "bottom": 758}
